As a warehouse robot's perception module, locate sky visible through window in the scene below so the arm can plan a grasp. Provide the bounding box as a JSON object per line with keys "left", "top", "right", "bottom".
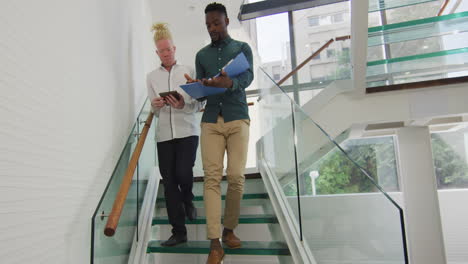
{"left": 255, "top": 12, "right": 290, "bottom": 63}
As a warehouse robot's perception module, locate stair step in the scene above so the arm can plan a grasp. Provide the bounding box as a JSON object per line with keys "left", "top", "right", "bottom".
{"left": 156, "top": 198, "right": 270, "bottom": 208}
{"left": 192, "top": 172, "right": 261, "bottom": 182}
{"left": 152, "top": 214, "right": 278, "bottom": 225}
{"left": 158, "top": 173, "right": 261, "bottom": 184}
{"left": 156, "top": 193, "right": 268, "bottom": 203}
{"left": 147, "top": 240, "right": 290, "bottom": 256}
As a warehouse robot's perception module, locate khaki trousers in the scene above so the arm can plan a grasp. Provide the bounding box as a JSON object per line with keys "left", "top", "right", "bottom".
{"left": 201, "top": 116, "right": 250, "bottom": 239}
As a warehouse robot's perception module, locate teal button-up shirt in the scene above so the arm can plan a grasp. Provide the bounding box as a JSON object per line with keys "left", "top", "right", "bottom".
{"left": 195, "top": 36, "right": 254, "bottom": 123}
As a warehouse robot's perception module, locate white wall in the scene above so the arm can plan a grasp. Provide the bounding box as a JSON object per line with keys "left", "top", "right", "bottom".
{"left": 148, "top": 0, "right": 256, "bottom": 70}
{"left": 0, "top": 0, "right": 154, "bottom": 263}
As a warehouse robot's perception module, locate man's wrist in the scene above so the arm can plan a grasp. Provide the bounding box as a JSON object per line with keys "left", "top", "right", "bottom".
{"left": 230, "top": 78, "right": 238, "bottom": 90}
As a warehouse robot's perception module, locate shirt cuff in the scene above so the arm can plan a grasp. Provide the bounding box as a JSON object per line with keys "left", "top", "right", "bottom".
{"left": 181, "top": 101, "right": 192, "bottom": 113}
{"left": 231, "top": 78, "right": 240, "bottom": 91}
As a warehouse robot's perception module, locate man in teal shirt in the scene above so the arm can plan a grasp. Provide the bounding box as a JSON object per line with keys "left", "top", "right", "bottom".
{"left": 185, "top": 2, "right": 253, "bottom": 264}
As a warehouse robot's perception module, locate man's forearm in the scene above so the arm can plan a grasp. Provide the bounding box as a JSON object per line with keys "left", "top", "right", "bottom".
{"left": 231, "top": 69, "right": 253, "bottom": 91}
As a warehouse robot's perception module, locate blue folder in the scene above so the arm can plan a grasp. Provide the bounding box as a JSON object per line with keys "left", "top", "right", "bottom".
{"left": 179, "top": 83, "right": 227, "bottom": 99}
{"left": 215, "top": 52, "right": 250, "bottom": 78}
{"left": 180, "top": 52, "right": 250, "bottom": 99}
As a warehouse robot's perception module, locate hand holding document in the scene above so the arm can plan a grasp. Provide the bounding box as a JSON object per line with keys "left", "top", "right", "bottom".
{"left": 214, "top": 52, "right": 250, "bottom": 78}
{"left": 180, "top": 52, "right": 250, "bottom": 99}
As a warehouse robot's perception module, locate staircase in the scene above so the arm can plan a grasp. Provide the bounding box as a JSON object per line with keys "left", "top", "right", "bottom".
{"left": 146, "top": 173, "right": 293, "bottom": 263}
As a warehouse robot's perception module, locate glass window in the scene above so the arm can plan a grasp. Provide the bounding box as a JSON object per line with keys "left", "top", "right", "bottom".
{"left": 272, "top": 65, "right": 281, "bottom": 81}
{"left": 342, "top": 47, "right": 349, "bottom": 55}
{"left": 432, "top": 127, "right": 468, "bottom": 189}
{"left": 366, "top": 0, "right": 468, "bottom": 87}
{"left": 368, "top": 11, "right": 382, "bottom": 27}
{"left": 298, "top": 136, "right": 400, "bottom": 195}
{"left": 252, "top": 12, "right": 292, "bottom": 85}
{"left": 307, "top": 42, "right": 321, "bottom": 60}
{"left": 308, "top": 65, "right": 314, "bottom": 81}
{"left": 319, "top": 15, "right": 333, "bottom": 26}
{"left": 246, "top": 1, "right": 352, "bottom": 101}
{"left": 245, "top": 95, "right": 261, "bottom": 169}
{"left": 332, "top": 13, "right": 344, "bottom": 23}
{"left": 293, "top": 1, "right": 351, "bottom": 91}
{"left": 309, "top": 41, "right": 320, "bottom": 48}
{"left": 368, "top": 46, "right": 385, "bottom": 61}
{"left": 308, "top": 16, "right": 319, "bottom": 26}
{"left": 385, "top": 1, "right": 442, "bottom": 24}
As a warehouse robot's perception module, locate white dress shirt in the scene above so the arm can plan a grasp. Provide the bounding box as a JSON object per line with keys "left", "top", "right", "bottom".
{"left": 146, "top": 63, "right": 204, "bottom": 142}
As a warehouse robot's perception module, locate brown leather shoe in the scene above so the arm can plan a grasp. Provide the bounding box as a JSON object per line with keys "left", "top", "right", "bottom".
{"left": 222, "top": 231, "right": 242, "bottom": 249}
{"left": 206, "top": 247, "right": 225, "bottom": 264}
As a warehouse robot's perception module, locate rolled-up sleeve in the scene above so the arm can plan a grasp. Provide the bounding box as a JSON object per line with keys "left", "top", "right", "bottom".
{"left": 230, "top": 43, "right": 254, "bottom": 91}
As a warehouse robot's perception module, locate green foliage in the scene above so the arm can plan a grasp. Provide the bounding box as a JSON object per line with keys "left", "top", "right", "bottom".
{"left": 283, "top": 138, "right": 398, "bottom": 195}
{"left": 284, "top": 132, "right": 468, "bottom": 196}
{"left": 314, "top": 141, "right": 382, "bottom": 194}
{"left": 432, "top": 133, "right": 468, "bottom": 188}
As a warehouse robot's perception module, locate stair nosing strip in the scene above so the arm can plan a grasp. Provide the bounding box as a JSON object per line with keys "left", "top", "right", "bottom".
{"left": 152, "top": 214, "right": 278, "bottom": 225}
{"left": 156, "top": 193, "right": 269, "bottom": 203}
{"left": 146, "top": 241, "right": 290, "bottom": 256}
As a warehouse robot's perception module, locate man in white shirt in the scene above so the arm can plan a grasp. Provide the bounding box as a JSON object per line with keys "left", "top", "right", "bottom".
{"left": 147, "top": 23, "right": 204, "bottom": 247}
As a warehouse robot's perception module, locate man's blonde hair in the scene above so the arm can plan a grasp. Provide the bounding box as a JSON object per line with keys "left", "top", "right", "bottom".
{"left": 151, "top": 23, "right": 172, "bottom": 44}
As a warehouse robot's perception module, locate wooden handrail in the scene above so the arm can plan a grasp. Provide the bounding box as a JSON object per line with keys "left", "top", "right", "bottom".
{"left": 438, "top": 0, "right": 450, "bottom": 16}
{"left": 257, "top": 35, "right": 350, "bottom": 102}
{"left": 277, "top": 35, "right": 351, "bottom": 86}
{"left": 278, "top": 38, "right": 335, "bottom": 86}
{"left": 104, "top": 112, "right": 154, "bottom": 237}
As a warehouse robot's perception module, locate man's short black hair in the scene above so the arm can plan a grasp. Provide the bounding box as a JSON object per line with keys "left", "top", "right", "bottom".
{"left": 205, "top": 2, "right": 228, "bottom": 17}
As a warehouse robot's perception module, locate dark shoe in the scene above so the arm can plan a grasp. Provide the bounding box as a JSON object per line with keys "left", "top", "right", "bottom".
{"left": 206, "top": 246, "right": 225, "bottom": 264}
{"left": 161, "top": 234, "right": 187, "bottom": 247}
{"left": 185, "top": 202, "right": 197, "bottom": 221}
{"left": 222, "top": 230, "right": 241, "bottom": 249}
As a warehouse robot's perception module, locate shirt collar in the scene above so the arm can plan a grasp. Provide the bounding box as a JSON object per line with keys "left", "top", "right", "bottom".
{"left": 159, "top": 61, "right": 178, "bottom": 71}
{"left": 211, "top": 35, "right": 232, "bottom": 48}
